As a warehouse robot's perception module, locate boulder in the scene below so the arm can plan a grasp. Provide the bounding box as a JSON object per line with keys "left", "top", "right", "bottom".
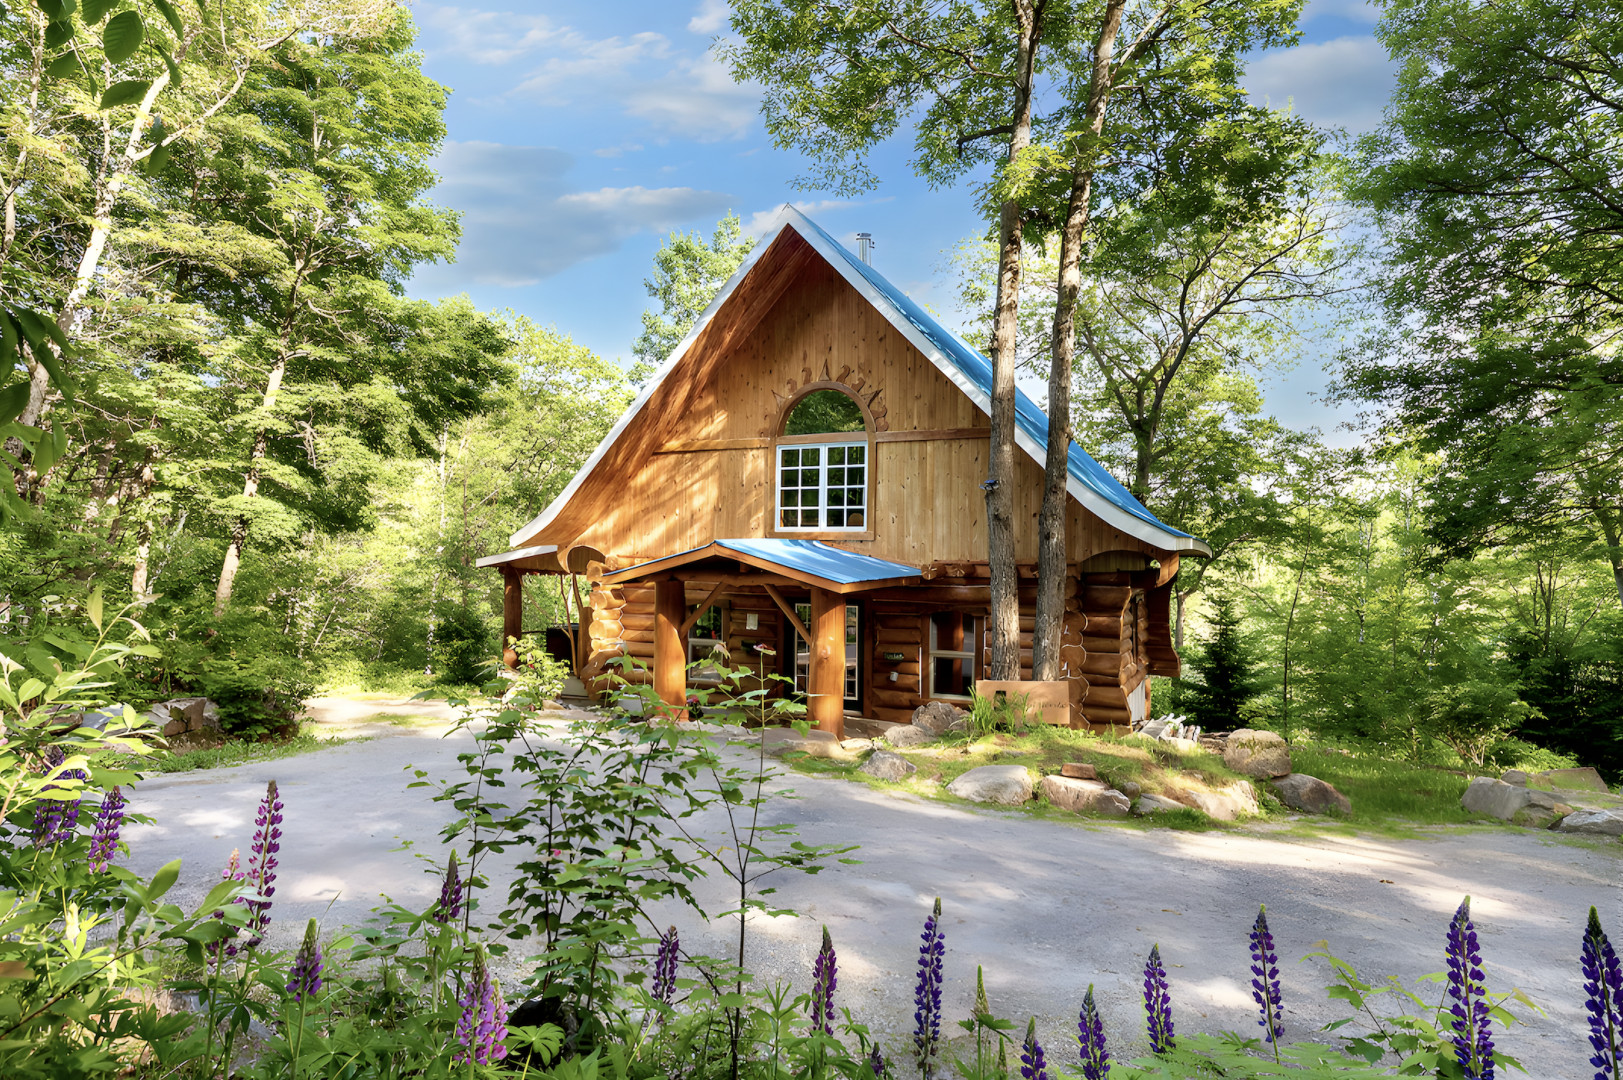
{"left": 841, "top": 738, "right": 876, "bottom": 751}
{"left": 765, "top": 728, "right": 854, "bottom": 760}
{"left": 1271, "top": 774, "right": 1352, "bottom": 816}
{"left": 1461, "top": 776, "right": 1566, "bottom": 822}
{"left": 1132, "top": 793, "right": 1188, "bottom": 816}
{"left": 1041, "top": 775, "right": 1131, "bottom": 817}
{"left": 1119, "top": 781, "right": 1143, "bottom": 800}
{"left": 946, "top": 765, "right": 1033, "bottom": 806}
{"left": 884, "top": 724, "right": 935, "bottom": 749}
{"left": 1185, "top": 782, "right": 1259, "bottom": 822}
{"left": 1499, "top": 769, "right": 1530, "bottom": 787}
{"left": 859, "top": 750, "right": 918, "bottom": 782}
{"left": 1222, "top": 729, "right": 1291, "bottom": 779}
{"left": 1556, "top": 808, "right": 1623, "bottom": 836}
{"left": 1537, "top": 767, "right": 1610, "bottom": 793}
{"left": 911, "top": 701, "right": 966, "bottom": 737}
{"left": 1061, "top": 762, "right": 1099, "bottom": 780}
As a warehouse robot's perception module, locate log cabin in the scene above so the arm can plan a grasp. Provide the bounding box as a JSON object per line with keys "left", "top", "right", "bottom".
{"left": 478, "top": 208, "right": 1210, "bottom": 738}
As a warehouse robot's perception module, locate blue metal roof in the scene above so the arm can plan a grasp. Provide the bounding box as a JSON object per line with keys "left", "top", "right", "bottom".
{"left": 712, "top": 538, "right": 918, "bottom": 584}
{"left": 794, "top": 215, "right": 1196, "bottom": 542}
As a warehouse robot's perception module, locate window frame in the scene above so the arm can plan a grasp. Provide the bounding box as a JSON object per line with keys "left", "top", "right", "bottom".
{"left": 927, "top": 611, "right": 983, "bottom": 702}
{"left": 767, "top": 382, "right": 877, "bottom": 541}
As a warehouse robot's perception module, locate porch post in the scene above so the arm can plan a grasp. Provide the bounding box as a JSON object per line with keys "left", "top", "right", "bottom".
{"left": 808, "top": 587, "right": 845, "bottom": 738}
{"left": 501, "top": 568, "right": 523, "bottom": 668}
{"left": 654, "top": 577, "right": 688, "bottom": 720}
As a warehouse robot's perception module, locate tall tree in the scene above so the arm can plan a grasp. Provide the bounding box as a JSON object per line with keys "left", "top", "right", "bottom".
{"left": 632, "top": 212, "right": 756, "bottom": 372}
{"left": 1345, "top": 0, "right": 1623, "bottom": 608}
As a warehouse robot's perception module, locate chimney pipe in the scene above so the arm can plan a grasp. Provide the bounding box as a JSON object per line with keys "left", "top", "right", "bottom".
{"left": 856, "top": 232, "right": 875, "bottom": 265}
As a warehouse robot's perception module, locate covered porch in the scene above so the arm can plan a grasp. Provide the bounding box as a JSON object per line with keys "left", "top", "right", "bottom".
{"left": 473, "top": 543, "right": 606, "bottom": 676}
{"left": 597, "top": 539, "right": 921, "bottom": 738}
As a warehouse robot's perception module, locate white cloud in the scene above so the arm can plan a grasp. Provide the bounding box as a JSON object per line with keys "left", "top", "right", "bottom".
{"left": 688, "top": 0, "right": 729, "bottom": 34}
{"left": 422, "top": 141, "right": 735, "bottom": 287}
{"left": 621, "top": 54, "right": 761, "bottom": 142}
{"left": 742, "top": 198, "right": 893, "bottom": 237}
{"left": 1245, "top": 36, "right": 1395, "bottom": 134}
{"left": 593, "top": 142, "right": 644, "bottom": 158}
{"left": 511, "top": 31, "right": 673, "bottom": 100}
{"left": 416, "top": 5, "right": 560, "bottom": 64}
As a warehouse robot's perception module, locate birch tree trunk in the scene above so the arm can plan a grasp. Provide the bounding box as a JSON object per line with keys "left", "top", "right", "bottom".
{"left": 1033, "top": 0, "right": 1127, "bottom": 681}
{"left": 986, "top": 0, "right": 1046, "bottom": 681}
{"left": 212, "top": 352, "right": 289, "bottom": 617}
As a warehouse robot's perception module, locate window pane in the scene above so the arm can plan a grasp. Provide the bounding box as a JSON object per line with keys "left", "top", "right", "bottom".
{"left": 847, "top": 445, "right": 865, "bottom": 464}
{"left": 932, "top": 656, "right": 972, "bottom": 697}
{"left": 801, "top": 447, "right": 820, "bottom": 466}
{"left": 828, "top": 467, "right": 845, "bottom": 485}
{"left": 829, "top": 446, "right": 846, "bottom": 465}
{"left": 829, "top": 488, "right": 845, "bottom": 507}
{"left": 781, "top": 508, "right": 798, "bottom": 528}
{"left": 846, "top": 487, "right": 864, "bottom": 506}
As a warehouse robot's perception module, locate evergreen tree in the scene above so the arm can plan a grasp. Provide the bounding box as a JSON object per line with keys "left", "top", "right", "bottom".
{"left": 1182, "top": 595, "right": 1262, "bottom": 733}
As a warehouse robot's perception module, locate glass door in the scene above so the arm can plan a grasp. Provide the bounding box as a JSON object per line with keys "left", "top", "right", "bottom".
{"left": 794, "top": 602, "right": 860, "bottom": 708}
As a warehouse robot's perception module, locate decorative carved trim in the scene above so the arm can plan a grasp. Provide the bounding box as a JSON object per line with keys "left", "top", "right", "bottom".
{"left": 766, "top": 358, "right": 889, "bottom": 435}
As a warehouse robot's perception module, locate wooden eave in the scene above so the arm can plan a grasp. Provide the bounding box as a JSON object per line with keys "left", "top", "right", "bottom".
{"left": 600, "top": 542, "right": 922, "bottom": 595}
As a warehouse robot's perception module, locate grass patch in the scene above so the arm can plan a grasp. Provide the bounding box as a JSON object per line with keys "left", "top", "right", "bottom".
{"left": 1287, "top": 746, "right": 1476, "bottom": 827}
{"left": 136, "top": 726, "right": 365, "bottom": 774}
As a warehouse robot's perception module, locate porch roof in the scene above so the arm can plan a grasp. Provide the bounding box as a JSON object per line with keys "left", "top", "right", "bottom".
{"left": 474, "top": 543, "right": 603, "bottom": 574}
{"left": 600, "top": 539, "right": 922, "bottom": 594}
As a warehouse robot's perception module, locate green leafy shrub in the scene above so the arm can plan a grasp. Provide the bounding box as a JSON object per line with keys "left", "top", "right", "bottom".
{"left": 430, "top": 602, "right": 494, "bottom": 686}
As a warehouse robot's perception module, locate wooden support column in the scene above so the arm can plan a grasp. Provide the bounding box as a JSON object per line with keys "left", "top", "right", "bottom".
{"left": 808, "top": 587, "right": 845, "bottom": 738}
{"left": 654, "top": 577, "right": 688, "bottom": 720}
{"left": 501, "top": 568, "right": 524, "bottom": 668}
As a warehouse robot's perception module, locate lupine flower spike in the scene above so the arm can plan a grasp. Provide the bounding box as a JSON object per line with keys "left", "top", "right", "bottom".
{"left": 651, "top": 925, "right": 679, "bottom": 1023}
{"left": 1020, "top": 1017, "right": 1050, "bottom": 1080}
{"left": 1143, "top": 944, "right": 1175, "bottom": 1053}
{"left": 433, "top": 851, "right": 464, "bottom": 925}
{"left": 1250, "top": 904, "right": 1284, "bottom": 1045}
{"left": 87, "top": 787, "right": 127, "bottom": 872}
{"left": 811, "top": 925, "right": 838, "bottom": 1037}
{"left": 867, "top": 1042, "right": 888, "bottom": 1079}
{"left": 208, "top": 848, "right": 246, "bottom": 962}
{"left": 454, "top": 944, "right": 509, "bottom": 1065}
{"left": 1584, "top": 907, "right": 1623, "bottom": 1080}
{"left": 287, "top": 918, "right": 323, "bottom": 1001}
{"left": 913, "top": 897, "right": 946, "bottom": 1079}
{"left": 241, "top": 780, "right": 283, "bottom": 949}
{"left": 1078, "top": 983, "right": 1110, "bottom": 1079}
{"left": 1445, "top": 897, "right": 1495, "bottom": 1080}
{"left": 32, "top": 757, "right": 85, "bottom": 848}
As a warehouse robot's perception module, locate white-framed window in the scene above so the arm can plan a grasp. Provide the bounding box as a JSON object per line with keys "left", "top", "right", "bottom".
{"left": 777, "top": 442, "right": 867, "bottom": 530}
{"left": 688, "top": 604, "right": 727, "bottom": 681}
{"left": 928, "top": 611, "right": 980, "bottom": 700}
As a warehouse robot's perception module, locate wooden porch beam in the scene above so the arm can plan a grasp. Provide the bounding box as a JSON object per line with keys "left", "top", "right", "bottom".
{"left": 807, "top": 587, "right": 845, "bottom": 738}
{"left": 680, "top": 580, "right": 728, "bottom": 638}
{"left": 653, "top": 578, "right": 688, "bottom": 720}
{"left": 762, "top": 584, "right": 811, "bottom": 642}
{"left": 501, "top": 568, "right": 523, "bottom": 669}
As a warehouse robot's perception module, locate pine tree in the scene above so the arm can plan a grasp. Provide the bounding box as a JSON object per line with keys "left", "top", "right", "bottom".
{"left": 1183, "top": 595, "right": 1262, "bottom": 732}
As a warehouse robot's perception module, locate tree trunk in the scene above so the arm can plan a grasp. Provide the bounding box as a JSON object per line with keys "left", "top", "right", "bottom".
{"left": 986, "top": 0, "right": 1045, "bottom": 681}
{"left": 1596, "top": 507, "right": 1623, "bottom": 611}
{"left": 1033, "top": 0, "right": 1128, "bottom": 681}
{"left": 212, "top": 353, "right": 288, "bottom": 617}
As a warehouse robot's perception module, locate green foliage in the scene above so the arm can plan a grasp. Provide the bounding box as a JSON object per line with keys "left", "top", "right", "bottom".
{"left": 511, "top": 634, "right": 571, "bottom": 701}
{"left": 429, "top": 602, "right": 494, "bottom": 688}
{"left": 1181, "top": 595, "right": 1264, "bottom": 733}
{"left": 783, "top": 389, "right": 865, "bottom": 436}
{"left": 632, "top": 213, "right": 756, "bottom": 369}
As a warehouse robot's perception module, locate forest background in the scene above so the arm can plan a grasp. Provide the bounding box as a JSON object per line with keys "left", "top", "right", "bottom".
{"left": 1, "top": 0, "right": 1619, "bottom": 778}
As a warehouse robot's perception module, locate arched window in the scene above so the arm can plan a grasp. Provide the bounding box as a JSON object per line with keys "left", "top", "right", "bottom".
{"left": 775, "top": 388, "right": 870, "bottom": 531}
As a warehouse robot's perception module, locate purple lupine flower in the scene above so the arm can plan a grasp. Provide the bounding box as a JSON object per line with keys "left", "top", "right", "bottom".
{"left": 287, "top": 918, "right": 323, "bottom": 1002}
{"left": 1020, "top": 1017, "right": 1049, "bottom": 1080}
{"left": 87, "top": 787, "right": 127, "bottom": 872}
{"left": 1143, "top": 944, "right": 1175, "bottom": 1053}
{"left": 454, "top": 945, "right": 509, "bottom": 1065}
{"left": 651, "top": 925, "right": 679, "bottom": 1022}
{"left": 1250, "top": 904, "right": 1284, "bottom": 1044}
{"left": 811, "top": 925, "right": 838, "bottom": 1037}
{"left": 867, "top": 1043, "right": 888, "bottom": 1079}
{"left": 433, "top": 851, "right": 464, "bottom": 925}
{"left": 1445, "top": 897, "right": 1495, "bottom": 1080}
{"left": 1585, "top": 906, "right": 1623, "bottom": 1080}
{"left": 206, "top": 848, "right": 247, "bottom": 962}
{"left": 1078, "top": 983, "right": 1109, "bottom": 1079}
{"left": 240, "top": 780, "right": 283, "bottom": 950}
{"left": 912, "top": 897, "right": 946, "bottom": 1078}
{"left": 32, "top": 763, "right": 85, "bottom": 848}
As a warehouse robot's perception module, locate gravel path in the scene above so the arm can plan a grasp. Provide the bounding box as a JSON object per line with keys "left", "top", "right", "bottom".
{"left": 121, "top": 704, "right": 1619, "bottom": 1077}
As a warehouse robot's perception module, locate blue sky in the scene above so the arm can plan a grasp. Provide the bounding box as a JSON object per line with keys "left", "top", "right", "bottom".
{"left": 405, "top": 0, "right": 1395, "bottom": 435}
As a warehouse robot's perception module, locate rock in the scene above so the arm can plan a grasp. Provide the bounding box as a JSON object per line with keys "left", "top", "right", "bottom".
{"left": 1041, "top": 775, "right": 1131, "bottom": 817}
{"left": 1163, "top": 737, "right": 1202, "bottom": 754}
{"left": 946, "top": 765, "right": 1033, "bottom": 806}
{"left": 1132, "top": 793, "right": 1188, "bottom": 816}
{"left": 1556, "top": 809, "right": 1623, "bottom": 836}
{"left": 1499, "top": 769, "right": 1529, "bottom": 787}
{"left": 911, "top": 701, "right": 967, "bottom": 737}
{"left": 1139, "top": 719, "right": 1171, "bottom": 740}
{"left": 884, "top": 724, "right": 934, "bottom": 749}
{"left": 1459, "top": 776, "right": 1565, "bottom": 822}
{"left": 765, "top": 728, "right": 854, "bottom": 760}
{"left": 841, "top": 738, "right": 876, "bottom": 751}
{"left": 1120, "top": 781, "right": 1143, "bottom": 800}
{"left": 1185, "top": 782, "right": 1259, "bottom": 822}
{"left": 1222, "top": 729, "right": 1292, "bottom": 779}
{"left": 1271, "top": 774, "right": 1352, "bottom": 816}
{"left": 859, "top": 750, "right": 918, "bottom": 782}
{"left": 1537, "top": 767, "right": 1610, "bottom": 793}
{"left": 1061, "top": 762, "right": 1099, "bottom": 781}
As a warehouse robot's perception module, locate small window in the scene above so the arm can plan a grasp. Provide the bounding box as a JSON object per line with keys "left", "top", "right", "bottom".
{"left": 784, "top": 389, "right": 865, "bottom": 435}
{"left": 929, "top": 612, "right": 980, "bottom": 700}
{"left": 778, "top": 443, "right": 866, "bottom": 530}
{"left": 688, "top": 604, "right": 726, "bottom": 680}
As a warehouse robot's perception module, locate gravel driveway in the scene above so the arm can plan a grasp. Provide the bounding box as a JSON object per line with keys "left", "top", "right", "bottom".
{"left": 121, "top": 704, "right": 1619, "bottom": 1077}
